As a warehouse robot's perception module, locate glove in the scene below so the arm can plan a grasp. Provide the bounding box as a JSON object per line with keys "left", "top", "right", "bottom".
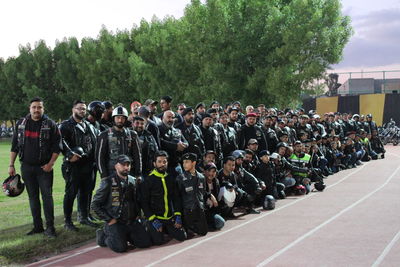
{"left": 152, "top": 219, "right": 163, "bottom": 231}
{"left": 174, "top": 215, "right": 182, "bottom": 225}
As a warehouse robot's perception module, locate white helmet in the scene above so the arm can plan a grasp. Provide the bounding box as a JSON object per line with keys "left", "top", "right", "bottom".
{"left": 112, "top": 106, "right": 128, "bottom": 118}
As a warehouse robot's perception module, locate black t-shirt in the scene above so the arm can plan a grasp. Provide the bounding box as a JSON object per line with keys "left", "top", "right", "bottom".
{"left": 22, "top": 119, "right": 42, "bottom": 165}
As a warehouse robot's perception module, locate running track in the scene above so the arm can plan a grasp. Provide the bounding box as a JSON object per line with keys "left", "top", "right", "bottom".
{"left": 28, "top": 146, "right": 400, "bottom": 267}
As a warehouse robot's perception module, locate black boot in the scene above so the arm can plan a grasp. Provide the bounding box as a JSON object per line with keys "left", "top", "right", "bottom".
{"left": 96, "top": 228, "right": 107, "bottom": 247}
{"left": 79, "top": 218, "right": 99, "bottom": 228}
{"left": 44, "top": 226, "right": 57, "bottom": 238}
{"left": 26, "top": 227, "right": 44, "bottom": 236}
{"left": 64, "top": 220, "right": 79, "bottom": 232}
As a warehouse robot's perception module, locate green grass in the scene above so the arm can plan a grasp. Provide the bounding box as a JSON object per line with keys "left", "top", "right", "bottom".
{"left": 0, "top": 140, "right": 99, "bottom": 265}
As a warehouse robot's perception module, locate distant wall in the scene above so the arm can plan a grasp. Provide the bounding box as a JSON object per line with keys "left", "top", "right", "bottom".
{"left": 302, "top": 93, "right": 400, "bottom": 126}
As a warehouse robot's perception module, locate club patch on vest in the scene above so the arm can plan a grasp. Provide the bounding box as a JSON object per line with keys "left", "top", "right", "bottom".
{"left": 185, "top": 186, "right": 193, "bottom": 192}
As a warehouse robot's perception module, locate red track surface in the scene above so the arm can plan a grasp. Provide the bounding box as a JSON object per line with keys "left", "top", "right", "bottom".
{"left": 28, "top": 146, "right": 400, "bottom": 267}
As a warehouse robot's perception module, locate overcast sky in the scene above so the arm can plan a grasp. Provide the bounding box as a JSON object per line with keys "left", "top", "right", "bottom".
{"left": 1, "top": 0, "right": 399, "bottom": 74}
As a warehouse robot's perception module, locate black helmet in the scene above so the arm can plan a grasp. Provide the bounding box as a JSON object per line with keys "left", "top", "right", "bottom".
{"left": 102, "top": 101, "right": 113, "bottom": 110}
{"left": 112, "top": 106, "right": 129, "bottom": 118}
{"left": 232, "top": 150, "right": 245, "bottom": 160}
{"left": 366, "top": 114, "right": 372, "bottom": 119}
{"left": 263, "top": 195, "right": 276, "bottom": 210}
{"left": 3, "top": 174, "right": 25, "bottom": 197}
{"left": 88, "top": 101, "right": 105, "bottom": 120}
{"left": 71, "top": 146, "right": 86, "bottom": 157}
{"left": 314, "top": 181, "right": 326, "bottom": 191}
{"left": 276, "top": 142, "right": 289, "bottom": 150}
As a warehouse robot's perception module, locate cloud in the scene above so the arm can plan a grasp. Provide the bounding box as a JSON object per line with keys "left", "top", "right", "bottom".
{"left": 334, "top": 8, "right": 400, "bottom": 68}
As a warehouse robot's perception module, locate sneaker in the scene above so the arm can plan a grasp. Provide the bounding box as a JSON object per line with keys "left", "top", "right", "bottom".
{"left": 356, "top": 160, "right": 363, "bottom": 166}
{"left": 44, "top": 227, "right": 57, "bottom": 238}
{"left": 26, "top": 227, "right": 44, "bottom": 236}
{"left": 96, "top": 229, "right": 107, "bottom": 247}
{"left": 80, "top": 219, "right": 99, "bottom": 228}
{"left": 64, "top": 222, "right": 79, "bottom": 232}
{"left": 246, "top": 208, "right": 261, "bottom": 214}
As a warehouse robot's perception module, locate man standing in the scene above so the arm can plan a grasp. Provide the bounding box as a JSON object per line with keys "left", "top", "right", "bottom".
{"left": 194, "top": 102, "right": 206, "bottom": 126}
{"left": 92, "top": 155, "right": 152, "bottom": 253}
{"left": 238, "top": 113, "right": 268, "bottom": 152}
{"left": 9, "top": 97, "right": 61, "bottom": 237}
{"left": 132, "top": 116, "right": 159, "bottom": 176}
{"left": 144, "top": 99, "right": 162, "bottom": 126}
{"left": 365, "top": 114, "right": 378, "bottom": 134}
{"left": 100, "top": 101, "right": 114, "bottom": 131}
{"left": 158, "top": 110, "right": 188, "bottom": 178}
{"left": 157, "top": 95, "right": 183, "bottom": 126}
{"left": 87, "top": 101, "right": 105, "bottom": 132}
{"left": 200, "top": 113, "right": 223, "bottom": 168}
{"left": 96, "top": 106, "right": 142, "bottom": 180}
{"left": 177, "top": 107, "right": 205, "bottom": 160}
{"left": 60, "top": 100, "right": 99, "bottom": 230}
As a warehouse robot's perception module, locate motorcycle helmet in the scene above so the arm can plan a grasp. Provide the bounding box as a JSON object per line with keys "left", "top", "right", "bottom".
{"left": 112, "top": 106, "right": 129, "bottom": 119}
{"left": 88, "top": 101, "right": 105, "bottom": 120}
{"left": 3, "top": 174, "right": 25, "bottom": 197}
{"left": 263, "top": 195, "right": 276, "bottom": 210}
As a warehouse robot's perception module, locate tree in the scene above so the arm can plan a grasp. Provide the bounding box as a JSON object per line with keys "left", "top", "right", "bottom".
{"left": 0, "top": 0, "right": 352, "bottom": 117}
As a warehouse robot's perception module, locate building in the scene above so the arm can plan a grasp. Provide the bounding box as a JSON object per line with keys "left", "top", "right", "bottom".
{"left": 338, "top": 78, "right": 400, "bottom": 95}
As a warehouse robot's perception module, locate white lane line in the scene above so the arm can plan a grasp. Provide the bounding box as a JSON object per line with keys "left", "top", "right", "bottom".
{"left": 144, "top": 164, "right": 367, "bottom": 267}
{"left": 371, "top": 229, "right": 400, "bottom": 267}
{"left": 38, "top": 246, "right": 99, "bottom": 267}
{"left": 256, "top": 165, "right": 400, "bottom": 267}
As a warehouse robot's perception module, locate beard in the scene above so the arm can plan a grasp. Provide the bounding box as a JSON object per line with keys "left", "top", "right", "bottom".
{"left": 74, "top": 113, "right": 84, "bottom": 121}
{"left": 118, "top": 170, "right": 129, "bottom": 177}
{"left": 115, "top": 123, "right": 124, "bottom": 129}
{"left": 134, "top": 127, "right": 144, "bottom": 134}
{"left": 165, "top": 121, "right": 174, "bottom": 128}
{"left": 185, "top": 117, "right": 193, "bottom": 124}
{"left": 156, "top": 166, "right": 167, "bottom": 173}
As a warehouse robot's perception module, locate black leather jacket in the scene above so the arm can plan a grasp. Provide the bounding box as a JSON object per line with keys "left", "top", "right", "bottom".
{"left": 176, "top": 171, "right": 208, "bottom": 211}
{"left": 137, "top": 129, "right": 159, "bottom": 176}
{"left": 263, "top": 126, "right": 279, "bottom": 153}
{"left": 96, "top": 127, "right": 142, "bottom": 178}
{"left": 238, "top": 124, "right": 268, "bottom": 152}
{"left": 59, "top": 117, "right": 97, "bottom": 164}
{"left": 158, "top": 123, "right": 188, "bottom": 167}
{"left": 91, "top": 173, "right": 139, "bottom": 223}
{"left": 177, "top": 122, "right": 205, "bottom": 159}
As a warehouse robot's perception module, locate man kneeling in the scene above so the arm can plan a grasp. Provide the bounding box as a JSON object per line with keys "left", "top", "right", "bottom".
{"left": 92, "top": 155, "right": 152, "bottom": 252}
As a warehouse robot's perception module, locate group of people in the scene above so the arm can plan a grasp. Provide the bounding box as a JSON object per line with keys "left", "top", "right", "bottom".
{"left": 8, "top": 96, "right": 386, "bottom": 253}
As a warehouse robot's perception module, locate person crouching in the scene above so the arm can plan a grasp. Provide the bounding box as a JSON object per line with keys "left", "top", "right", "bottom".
{"left": 92, "top": 155, "right": 152, "bottom": 253}
{"left": 176, "top": 153, "right": 209, "bottom": 237}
